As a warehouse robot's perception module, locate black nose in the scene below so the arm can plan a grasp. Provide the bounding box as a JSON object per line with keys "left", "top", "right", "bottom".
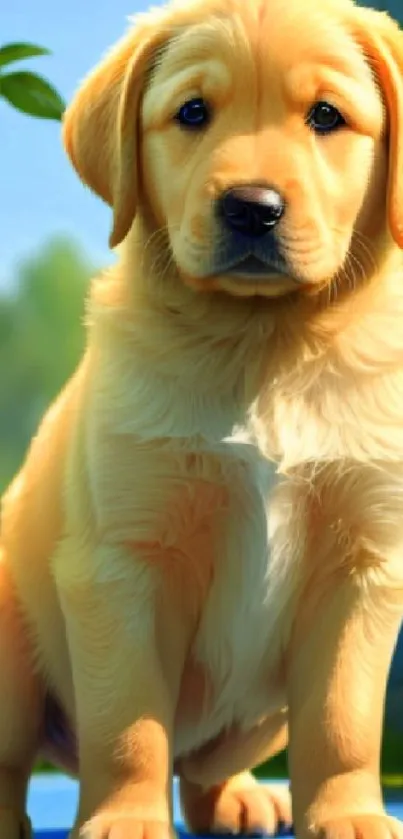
{"left": 219, "top": 185, "right": 285, "bottom": 238}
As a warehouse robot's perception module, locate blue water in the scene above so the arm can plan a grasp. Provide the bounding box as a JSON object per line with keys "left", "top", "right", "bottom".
{"left": 30, "top": 775, "right": 402, "bottom": 839}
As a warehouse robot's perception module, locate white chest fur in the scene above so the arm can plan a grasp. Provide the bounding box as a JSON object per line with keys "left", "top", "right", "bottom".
{"left": 86, "top": 303, "right": 291, "bottom": 757}
{"left": 170, "top": 436, "right": 285, "bottom": 757}
{"left": 88, "top": 419, "right": 288, "bottom": 757}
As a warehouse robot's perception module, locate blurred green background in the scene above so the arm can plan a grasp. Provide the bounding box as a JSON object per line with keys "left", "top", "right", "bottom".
{"left": 0, "top": 0, "right": 402, "bottom": 785}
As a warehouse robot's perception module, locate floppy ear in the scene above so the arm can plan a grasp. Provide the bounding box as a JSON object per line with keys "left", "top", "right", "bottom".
{"left": 352, "top": 10, "right": 403, "bottom": 249}
{"left": 63, "top": 21, "right": 169, "bottom": 248}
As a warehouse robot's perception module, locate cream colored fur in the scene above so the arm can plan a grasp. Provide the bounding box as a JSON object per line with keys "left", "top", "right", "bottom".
{"left": 1, "top": 0, "right": 403, "bottom": 837}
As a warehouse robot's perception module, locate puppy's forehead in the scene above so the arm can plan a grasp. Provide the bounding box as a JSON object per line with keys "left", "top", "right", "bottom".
{"left": 153, "top": 0, "right": 373, "bottom": 92}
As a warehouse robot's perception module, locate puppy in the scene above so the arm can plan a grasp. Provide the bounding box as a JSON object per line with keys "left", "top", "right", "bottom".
{"left": 1, "top": 0, "right": 403, "bottom": 837}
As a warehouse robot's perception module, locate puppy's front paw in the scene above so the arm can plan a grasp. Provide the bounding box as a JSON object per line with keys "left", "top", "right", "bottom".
{"left": 79, "top": 815, "right": 176, "bottom": 839}
{"left": 181, "top": 771, "right": 292, "bottom": 836}
{"left": 307, "top": 814, "right": 403, "bottom": 839}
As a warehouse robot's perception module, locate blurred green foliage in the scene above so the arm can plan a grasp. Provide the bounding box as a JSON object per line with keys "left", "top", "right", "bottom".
{"left": 359, "top": 0, "right": 402, "bottom": 19}
{"left": 0, "top": 238, "right": 90, "bottom": 492}
{"left": 0, "top": 42, "right": 65, "bottom": 120}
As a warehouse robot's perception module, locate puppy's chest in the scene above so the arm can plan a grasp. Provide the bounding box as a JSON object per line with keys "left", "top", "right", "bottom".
{"left": 90, "top": 433, "right": 282, "bottom": 752}
{"left": 89, "top": 428, "right": 274, "bottom": 544}
{"left": 162, "top": 442, "right": 282, "bottom": 757}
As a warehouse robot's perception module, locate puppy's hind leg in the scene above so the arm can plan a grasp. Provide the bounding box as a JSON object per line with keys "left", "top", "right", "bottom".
{"left": 0, "top": 550, "right": 44, "bottom": 838}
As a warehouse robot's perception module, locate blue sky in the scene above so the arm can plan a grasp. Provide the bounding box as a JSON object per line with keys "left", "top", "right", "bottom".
{"left": 0, "top": 0, "right": 156, "bottom": 291}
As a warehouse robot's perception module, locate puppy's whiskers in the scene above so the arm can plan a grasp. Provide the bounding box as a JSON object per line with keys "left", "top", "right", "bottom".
{"left": 143, "top": 225, "right": 172, "bottom": 261}
{"left": 352, "top": 231, "right": 378, "bottom": 278}
{"left": 344, "top": 252, "right": 359, "bottom": 293}
{"left": 141, "top": 224, "right": 179, "bottom": 282}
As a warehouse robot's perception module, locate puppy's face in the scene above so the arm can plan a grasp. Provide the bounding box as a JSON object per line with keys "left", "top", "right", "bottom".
{"left": 141, "top": 0, "right": 387, "bottom": 297}
{"left": 64, "top": 0, "right": 403, "bottom": 299}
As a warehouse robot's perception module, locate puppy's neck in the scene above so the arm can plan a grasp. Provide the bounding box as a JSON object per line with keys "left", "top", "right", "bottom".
{"left": 87, "top": 234, "right": 279, "bottom": 441}
{"left": 254, "top": 245, "right": 403, "bottom": 467}
{"left": 88, "top": 222, "right": 403, "bottom": 448}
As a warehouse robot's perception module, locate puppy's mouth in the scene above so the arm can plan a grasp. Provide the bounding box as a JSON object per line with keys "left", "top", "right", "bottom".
{"left": 178, "top": 230, "right": 307, "bottom": 296}
{"left": 205, "top": 233, "right": 303, "bottom": 292}
{"left": 226, "top": 255, "right": 291, "bottom": 281}
{"left": 212, "top": 252, "right": 303, "bottom": 297}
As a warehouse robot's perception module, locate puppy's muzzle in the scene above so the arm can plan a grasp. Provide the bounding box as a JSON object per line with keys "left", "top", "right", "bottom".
{"left": 218, "top": 186, "right": 285, "bottom": 238}
{"left": 211, "top": 184, "right": 293, "bottom": 282}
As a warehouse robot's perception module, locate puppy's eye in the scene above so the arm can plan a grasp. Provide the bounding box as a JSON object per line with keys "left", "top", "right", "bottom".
{"left": 175, "top": 97, "right": 211, "bottom": 130}
{"left": 307, "top": 101, "right": 346, "bottom": 135}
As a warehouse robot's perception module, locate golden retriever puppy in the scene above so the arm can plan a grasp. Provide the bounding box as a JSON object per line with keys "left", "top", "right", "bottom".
{"left": 1, "top": 0, "right": 403, "bottom": 837}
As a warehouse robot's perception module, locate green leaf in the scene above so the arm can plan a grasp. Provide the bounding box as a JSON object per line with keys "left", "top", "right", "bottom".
{"left": 0, "top": 42, "right": 51, "bottom": 68}
{"left": 0, "top": 71, "right": 65, "bottom": 120}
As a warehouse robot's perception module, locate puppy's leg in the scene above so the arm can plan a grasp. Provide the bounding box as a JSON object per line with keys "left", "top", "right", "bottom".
{"left": 288, "top": 576, "right": 403, "bottom": 839}
{"left": 180, "top": 711, "right": 292, "bottom": 836}
{"left": 0, "top": 552, "right": 43, "bottom": 839}
{"left": 54, "top": 541, "right": 191, "bottom": 839}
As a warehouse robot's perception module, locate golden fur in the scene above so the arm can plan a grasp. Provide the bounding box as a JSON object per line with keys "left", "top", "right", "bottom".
{"left": 1, "top": 0, "right": 403, "bottom": 836}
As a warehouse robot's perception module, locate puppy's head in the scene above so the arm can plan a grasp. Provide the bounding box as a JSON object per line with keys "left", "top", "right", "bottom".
{"left": 63, "top": 0, "right": 403, "bottom": 299}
